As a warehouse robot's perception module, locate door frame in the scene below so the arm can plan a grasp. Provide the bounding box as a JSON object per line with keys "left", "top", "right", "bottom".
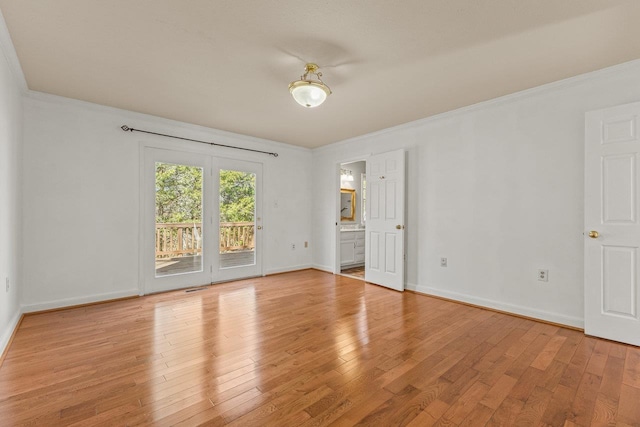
{"left": 334, "top": 156, "right": 369, "bottom": 275}
{"left": 138, "top": 139, "right": 265, "bottom": 295}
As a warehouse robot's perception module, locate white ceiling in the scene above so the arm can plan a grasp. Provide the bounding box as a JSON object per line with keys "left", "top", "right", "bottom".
{"left": 1, "top": 1, "right": 640, "bottom": 148}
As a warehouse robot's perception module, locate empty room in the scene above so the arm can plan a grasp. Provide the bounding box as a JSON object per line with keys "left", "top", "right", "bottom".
{"left": 1, "top": 1, "right": 640, "bottom": 426}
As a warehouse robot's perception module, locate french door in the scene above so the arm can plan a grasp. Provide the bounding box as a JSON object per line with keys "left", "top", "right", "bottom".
{"left": 214, "top": 158, "right": 262, "bottom": 283}
{"left": 143, "top": 148, "right": 262, "bottom": 294}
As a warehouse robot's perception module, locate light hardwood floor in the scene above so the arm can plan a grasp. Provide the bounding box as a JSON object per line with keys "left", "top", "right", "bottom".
{"left": 0, "top": 270, "right": 639, "bottom": 426}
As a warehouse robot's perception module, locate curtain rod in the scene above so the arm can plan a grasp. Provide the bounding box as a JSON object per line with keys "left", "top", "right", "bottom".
{"left": 120, "top": 125, "right": 279, "bottom": 157}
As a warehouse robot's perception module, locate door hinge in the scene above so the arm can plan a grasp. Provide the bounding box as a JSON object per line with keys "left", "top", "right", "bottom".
{"left": 210, "top": 266, "right": 213, "bottom": 273}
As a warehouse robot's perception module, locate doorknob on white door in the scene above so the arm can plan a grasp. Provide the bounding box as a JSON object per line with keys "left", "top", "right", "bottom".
{"left": 588, "top": 230, "right": 599, "bottom": 238}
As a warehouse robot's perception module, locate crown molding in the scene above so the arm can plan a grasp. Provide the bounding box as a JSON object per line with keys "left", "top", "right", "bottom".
{"left": 23, "top": 90, "right": 312, "bottom": 155}
{"left": 0, "top": 8, "right": 27, "bottom": 91}
{"left": 315, "top": 58, "right": 640, "bottom": 153}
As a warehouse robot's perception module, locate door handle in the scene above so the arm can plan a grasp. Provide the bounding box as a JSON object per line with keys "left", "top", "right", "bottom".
{"left": 588, "top": 230, "right": 599, "bottom": 239}
{"left": 257, "top": 226, "right": 263, "bottom": 230}
{"left": 396, "top": 225, "right": 404, "bottom": 230}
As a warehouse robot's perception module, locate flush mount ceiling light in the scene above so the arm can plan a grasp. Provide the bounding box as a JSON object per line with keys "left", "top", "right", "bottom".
{"left": 289, "top": 63, "right": 331, "bottom": 108}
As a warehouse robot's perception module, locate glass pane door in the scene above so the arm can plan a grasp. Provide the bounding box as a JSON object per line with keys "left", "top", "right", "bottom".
{"left": 144, "top": 148, "right": 211, "bottom": 294}
{"left": 219, "top": 169, "right": 256, "bottom": 268}
{"left": 214, "top": 159, "right": 262, "bottom": 282}
{"left": 155, "top": 162, "right": 203, "bottom": 277}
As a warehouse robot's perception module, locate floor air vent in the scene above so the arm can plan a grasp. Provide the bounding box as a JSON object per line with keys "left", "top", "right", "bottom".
{"left": 185, "top": 287, "right": 208, "bottom": 293}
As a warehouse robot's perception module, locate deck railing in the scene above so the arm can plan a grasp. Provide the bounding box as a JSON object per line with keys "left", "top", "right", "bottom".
{"left": 155, "top": 222, "right": 255, "bottom": 258}
{"left": 219, "top": 222, "right": 255, "bottom": 253}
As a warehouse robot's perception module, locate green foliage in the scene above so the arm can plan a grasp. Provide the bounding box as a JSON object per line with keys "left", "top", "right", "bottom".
{"left": 155, "top": 163, "right": 255, "bottom": 224}
{"left": 219, "top": 170, "right": 255, "bottom": 222}
{"left": 155, "top": 163, "right": 203, "bottom": 223}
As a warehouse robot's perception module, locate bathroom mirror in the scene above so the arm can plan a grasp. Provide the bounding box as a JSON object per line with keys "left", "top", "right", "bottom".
{"left": 340, "top": 188, "right": 356, "bottom": 221}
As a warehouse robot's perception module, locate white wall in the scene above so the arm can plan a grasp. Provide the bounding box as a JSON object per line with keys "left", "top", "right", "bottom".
{"left": 22, "top": 93, "right": 312, "bottom": 311}
{"left": 0, "top": 11, "right": 24, "bottom": 356}
{"left": 313, "top": 60, "right": 640, "bottom": 328}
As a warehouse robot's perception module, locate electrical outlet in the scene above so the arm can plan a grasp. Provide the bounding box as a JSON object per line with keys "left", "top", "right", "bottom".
{"left": 291, "top": 243, "right": 296, "bottom": 250}
{"left": 5, "top": 277, "right": 9, "bottom": 293}
{"left": 538, "top": 269, "right": 549, "bottom": 282}
{"left": 440, "top": 257, "right": 447, "bottom": 267}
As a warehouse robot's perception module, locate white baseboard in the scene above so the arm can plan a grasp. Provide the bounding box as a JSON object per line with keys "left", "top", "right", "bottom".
{"left": 0, "top": 307, "right": 23, "bottom": 359}
{"left": 406, "top": 283, "right": 584, "bottom": 329}
{"left": 264, "top": 264, "right": 312, "bottom": 276}
{"left": 22, "top": 289, "right": 140, "bottom": 313}
{"left": 311, "top": 264, "right": 334, "bottom": 274}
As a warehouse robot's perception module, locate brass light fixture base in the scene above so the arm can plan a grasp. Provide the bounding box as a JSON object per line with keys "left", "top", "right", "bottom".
{"left": 289, "top": 63, "right": 331, "bottom": 108}
{"left": 304, "top": 63, "right": 319, "bottom": 74}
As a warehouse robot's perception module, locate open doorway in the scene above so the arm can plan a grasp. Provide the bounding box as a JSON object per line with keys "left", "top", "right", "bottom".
{"left": 338, "top": 160, "right": 366, "bottom": 280}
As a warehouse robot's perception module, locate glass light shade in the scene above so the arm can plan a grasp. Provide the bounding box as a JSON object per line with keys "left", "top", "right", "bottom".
{"left": 289, "top": 81, "right": 330, "bottom": 108}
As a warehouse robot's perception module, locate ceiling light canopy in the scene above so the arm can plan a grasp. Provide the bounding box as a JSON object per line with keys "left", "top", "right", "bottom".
{"left": 289, "top": 63, "right": 331, "bottom": 108}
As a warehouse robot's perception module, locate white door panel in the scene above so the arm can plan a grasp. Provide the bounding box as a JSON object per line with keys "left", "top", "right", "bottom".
{"left": 585, "top": 102, "right": 640, "bottom": 346}
{"left": 365, "top": 149, "right": 405, "bottom": 291}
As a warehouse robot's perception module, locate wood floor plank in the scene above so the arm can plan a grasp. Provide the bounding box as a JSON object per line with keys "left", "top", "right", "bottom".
{"left": 539, "top": 383, "right": 576, "bottom": 427}
{"left": 351, "top": 384, "right": 422, "bottom": 426}
{"left": 586, "top": 339, "right": 612, "bottom": 377}
{"left": 433, "top": 380, "right": 490, "bottom": 425}
{"left": 512, "top": 385, "right": 553, "bottom": 426}
{"left": 623, "top": 347, "right": 640, "bottom": 388}
{"left": 405, "top": 398, "right": 450, "bottom": 427}
{"left": 568, "top": 371, "right": 603, "bottom": 426}
{"left": 480, "top": 374, "right": 518, "bottom": 410}
{"left": 530, "top": 335, "right": 566, "bottom": 371}
{"left": 0, "top": 270, "right": 637, "bottom": 426}
{"left": 618, "top": 383, "right": 640, "bottom": 426}
{"left": 486, "top": 396, "right": 525, "bottom": 426}
{"left": 591, "top": 392, "right": 619, "bottom": 427}
{"left": 375, "top": 381, "right": 449, "bottom": 426}
{"left": 458, "top": 402, "right": 495, "bottom": 426}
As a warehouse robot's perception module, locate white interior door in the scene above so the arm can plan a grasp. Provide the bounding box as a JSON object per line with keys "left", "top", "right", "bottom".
{"left": 365, "top": 149, "right": 405, "bottom": 291}
{"left": 585, "top": 102, "right": 640, "bottom": 346}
